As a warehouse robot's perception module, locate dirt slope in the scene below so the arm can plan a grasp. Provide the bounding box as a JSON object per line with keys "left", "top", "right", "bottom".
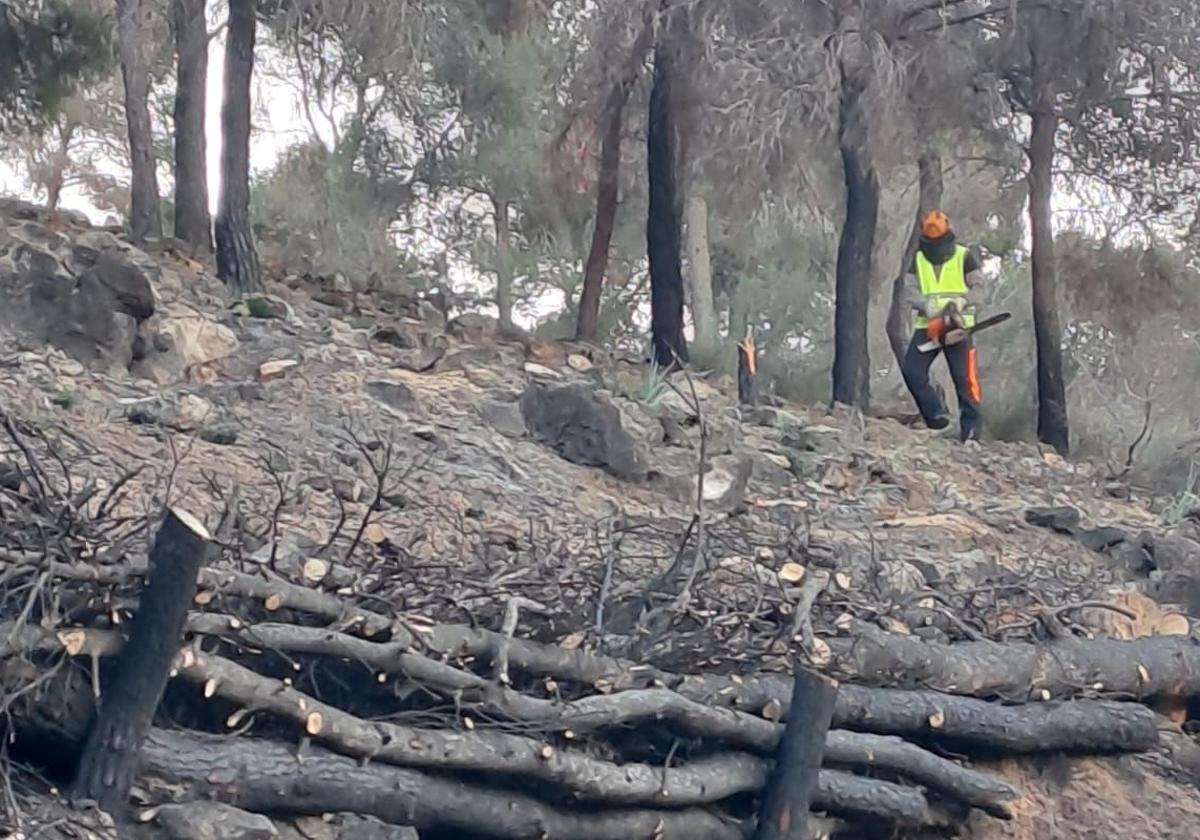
{"left": 2, "top": 199, "right": 1199, "bottom": 839}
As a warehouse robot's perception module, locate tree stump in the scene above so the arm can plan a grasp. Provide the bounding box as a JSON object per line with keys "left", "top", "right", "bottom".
{"left": 72, "top": 508, "right": 212, "bottom": 814}
{"left": 754, "top": 667, "right": 838, "bottom": 840}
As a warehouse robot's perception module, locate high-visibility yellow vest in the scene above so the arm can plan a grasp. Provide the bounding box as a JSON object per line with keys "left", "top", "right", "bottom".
{"left": 913, "top": 245, "right": 976, "bottom": 329}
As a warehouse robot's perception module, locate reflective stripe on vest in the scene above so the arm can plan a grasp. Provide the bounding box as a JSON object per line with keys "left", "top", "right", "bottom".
{"left": 913, "top": 245, "right": 975, "bottom": 329}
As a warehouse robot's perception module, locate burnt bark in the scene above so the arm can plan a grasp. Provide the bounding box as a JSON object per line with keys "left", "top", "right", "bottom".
{"left": 142, "top": 730, "right": 744, "bottom": 840}
{"left": 646, "top": 38, "right": 688, "bottom": 367}
{"left": 676, "top": 676, "right": 1159, "bottom": 754}
{"left": 215, "top": 0, "right": 261, "bottom": 294}
{"left": 831, "top": 618, "right": 1198, "bottom": 705}
{"left": 576, "top": 90, "right": 624, "bottom": 342}
{"left": 754, "top": 669, "right": 837, "bottom": 840}
{"left": 1028, "top": 21, "right": 1069, "bottom": 455}
{"left": 831, "top": 70, "right": 879, "bottom": 409}
{"left": 887, "top": 150, "right": 943, "bottom": 365}
{"left": 172, "top": 0, "right": 211, "bottom": 252}
{"left": 71, "top": 509, "right": 211, "bottom": 814}
{"left": 116, "top": 0, "right": 163, "bottom": 244}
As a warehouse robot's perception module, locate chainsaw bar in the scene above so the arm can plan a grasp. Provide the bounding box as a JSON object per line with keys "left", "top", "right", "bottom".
{"left": 918, "top": 312, "right": 1011, "bottom": 353}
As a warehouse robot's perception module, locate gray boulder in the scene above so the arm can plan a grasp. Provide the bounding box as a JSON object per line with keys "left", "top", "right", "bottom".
{"left": 150, "top": 802, "right": 276, "bottom": 840}
{"left": 520, "top": 383, "right": 649, "bottom": 480}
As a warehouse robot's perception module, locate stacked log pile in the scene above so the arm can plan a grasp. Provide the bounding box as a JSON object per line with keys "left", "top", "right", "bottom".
{"left": 0, "top": 413, "right": 1196, "bottom": 839}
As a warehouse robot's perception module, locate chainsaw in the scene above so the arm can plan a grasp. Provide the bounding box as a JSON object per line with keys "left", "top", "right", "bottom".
{"left": 918, "top": 302, "right": 1011, "bottom": 353}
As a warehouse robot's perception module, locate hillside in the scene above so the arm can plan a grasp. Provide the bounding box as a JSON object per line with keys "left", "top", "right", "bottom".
{"left": 2, "top": 199, "right": 1200, "bottom": 840}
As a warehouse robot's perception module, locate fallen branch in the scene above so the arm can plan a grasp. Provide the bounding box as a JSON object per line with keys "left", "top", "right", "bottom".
{"left": 678, "top": 675, "right": 1160, "bottom": 754}
{"left": 29, "top": 615, "right": 1021, "bottom": 817}
{"left": 829, "top": 619, "right": 1200, "bottom": 701}
{"left": 9, "top": 630, "right": 945, "bottom": 824}
{"left": 139, "top": 729, "right": 746, "bottom": 840}
{"left": 174, "top": 650, "right": 767, "bottom": 807}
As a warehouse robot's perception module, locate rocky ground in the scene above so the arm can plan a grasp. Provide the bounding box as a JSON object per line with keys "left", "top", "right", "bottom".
{"left": 2, "top": 198, "right": 1200, "bottom": 839}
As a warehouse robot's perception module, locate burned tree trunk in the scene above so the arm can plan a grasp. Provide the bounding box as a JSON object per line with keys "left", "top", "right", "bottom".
{"left": 887, "top": 150, "right": 943, "bottom": 365}
{"left": 832, "top": 68, "right": 878, "bottom": 410}
{"left": 576, "top": 90, "right": 624, "bottom": 343}
{"left": 754, "top": 669, "right": 837, "bottom": 840}
{"left": 116, "top": 0, "right": 162, "bottom": 244}
{"left": 1027, "top": 22, "right": 1069, "bottom": 455}
{"left": 172, "top": 0, "right": 211, "bottom": 252}
{"left": 577, "top": 17, "right": 655, "bottom": 342}
{"left": 686, "top": 194, "right": 717, "bottom": 350}
{"left": 646, "top": 38, "right": 688, "bottom": 367}
{"left": 214, "top": 0, "right": 261, "bottom": 294}
{"left": 72, "top": 509, "right": 211, "bottom": 814}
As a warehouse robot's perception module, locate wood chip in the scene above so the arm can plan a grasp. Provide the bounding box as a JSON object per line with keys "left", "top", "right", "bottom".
{"left": 778, "top": 563, "right": 807, "bottom": 584}
{"left": 761, "top": 698, "right": 783, "bottom": 722}
{"left": 136, "top": 807, "right": 159, "bottom": 824}
{"left": 179, "top": 648, "right": 197, "bottom": 669}
{"left": 305, "top": 711, "right": 324, "bottom": 735}
{"left": 193, "top": 590, "right": 214, "bottom": 606}
{"left": 1137, "top": 664, "right": 1151, "bottom": 683}
{"left": 810, "top": 637, "right": 832, "bottom": 667}
{"left": 363, "top": 523, "right": 387, "bottom": 544}
{"left": 203, "top": 679, "right": 218, "bottom": 699}
{"left": 1157, "top": 613, "right": 1191, "bottom": 636}
{"left": 463, "top": 716, "right": 475, "bottom": 731}
{"left": 834, "top": 572, "right": 852, "bottom": 590}
{"left": 258, "top": 359, "right": 299, "bottom": 382}
{"left": 226, "top": 709, "right": 249, "bottom": 729}
{"left": 56, "top": 629, "right": 87, "bottom": 657}
{"left": 559, "top": 631, "right": 585, "bottom": 650}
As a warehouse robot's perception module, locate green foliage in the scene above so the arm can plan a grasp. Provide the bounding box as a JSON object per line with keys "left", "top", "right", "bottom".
{"left": 1162, "top": 462, "right": 1200, "bottom": 526}
{"left": 50, "top": 389, "right": 79, "bottom": 410}
{"left": 714, "top": 216, "right": 837, "bottom": 404}
{"left": 251, "top": 140, "right": 416, "bottom": 291}
{"left": 0, "top": 0, "right": 112, "bottom": 131}
{"left": 639, "top": 361, "right": 670, "bottom": 408}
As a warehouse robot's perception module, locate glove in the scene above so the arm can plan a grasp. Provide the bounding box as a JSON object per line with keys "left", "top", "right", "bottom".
{"left": 926, "top": 316, "right": 947, "bottom": 342}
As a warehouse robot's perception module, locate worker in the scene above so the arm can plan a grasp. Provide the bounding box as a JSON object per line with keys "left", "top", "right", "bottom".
{"left": 900, "top": 209, "right": 983, "bottom": 442}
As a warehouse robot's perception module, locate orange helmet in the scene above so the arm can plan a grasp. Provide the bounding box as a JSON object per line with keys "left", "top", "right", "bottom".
{"left": 921, "top": 209, "right": 951, "bottom": 240}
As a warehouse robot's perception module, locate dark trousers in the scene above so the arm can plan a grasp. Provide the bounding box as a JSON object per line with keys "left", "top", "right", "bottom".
{"left": 901, "top": 331, "right": 981, "bottom": 441}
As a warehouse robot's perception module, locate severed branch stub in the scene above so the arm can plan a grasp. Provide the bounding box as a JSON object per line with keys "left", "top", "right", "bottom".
{"left": 738, "top": 327, "right": 757, "bottom": 407}
{"left": 755, "top": 667, "right": 838, "bottom": 840}
{"left": 71, "top": 507, "right": 213, "bottom": 816}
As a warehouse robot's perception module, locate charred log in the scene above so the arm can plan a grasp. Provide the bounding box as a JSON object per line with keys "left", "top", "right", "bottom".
{"left": 829, "top": 618, "right": 1200, "bottom": 703}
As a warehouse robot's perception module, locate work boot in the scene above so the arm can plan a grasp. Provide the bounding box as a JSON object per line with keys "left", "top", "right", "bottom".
{"left": 926, "top": 415, "right": 951, "bottom": 431}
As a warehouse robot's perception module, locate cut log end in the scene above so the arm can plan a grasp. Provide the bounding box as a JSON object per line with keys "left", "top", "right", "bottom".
{"left": 168, "top": 507, "right": 212, "bottom": 542}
